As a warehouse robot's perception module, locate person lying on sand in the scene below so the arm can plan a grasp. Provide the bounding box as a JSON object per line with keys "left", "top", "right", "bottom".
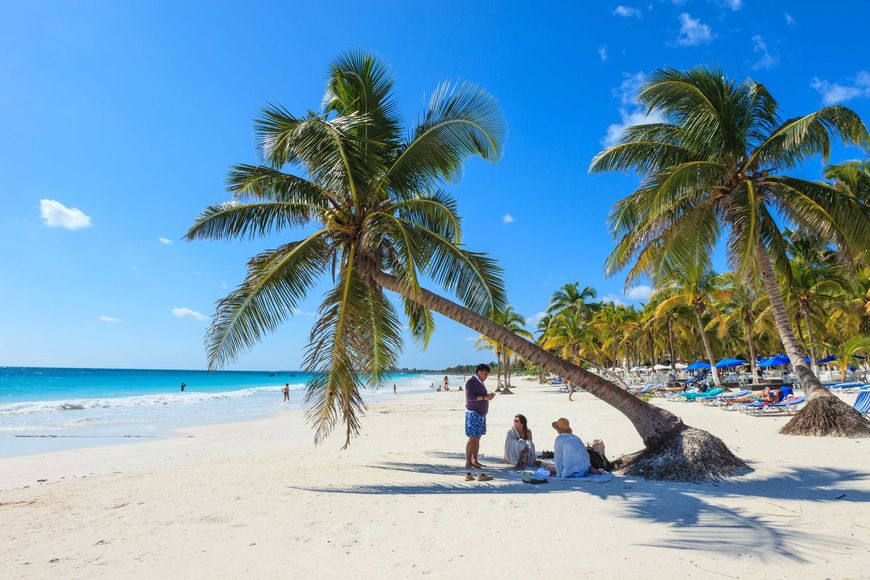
{"left": 544, "top": 418, "right": 604, "bottom": 478}
{"left": 504, "top": 414, "right": 537, "bottom": 469}
{"left": 724, "top": 386, "right": 777, "bottom": 405}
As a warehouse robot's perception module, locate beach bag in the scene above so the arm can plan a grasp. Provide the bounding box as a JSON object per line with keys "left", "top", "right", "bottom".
{"left": 586, "top": 446, "right": 615, "bottom": 472}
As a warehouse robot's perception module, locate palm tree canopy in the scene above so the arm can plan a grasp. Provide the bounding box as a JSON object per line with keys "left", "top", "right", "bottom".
{"left": 590, "top": 67, "right": 870, "bottom": 284}
{"left": 186, "top": 52, "right": 507, "bottom": 446}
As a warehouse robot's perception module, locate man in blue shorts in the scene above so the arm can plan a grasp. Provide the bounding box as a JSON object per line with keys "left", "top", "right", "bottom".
{"left": 465, "top": 364, "right": 495, "bottom": 475}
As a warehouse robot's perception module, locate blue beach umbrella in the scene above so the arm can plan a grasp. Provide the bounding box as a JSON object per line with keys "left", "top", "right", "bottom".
{"left": 817, "top": 355, "right": 836, "bottom": 364}
{"left": 759, "top": 354, "right": 790, "bottom": 367}
{"left": 715, "top": 358, "right": 748, "bottom": 368}
{"left": 685, "top": 361, "right": 711, "bottom": 370}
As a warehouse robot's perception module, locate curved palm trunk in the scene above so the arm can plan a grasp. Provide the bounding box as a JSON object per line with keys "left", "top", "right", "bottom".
{"left": 584, "top": 356, "right": 628, "bottom": 388}
{"left": 496, "top": 348, "right": 503, "bottom": 390}
{"left": 375, "top": 273, "right": 676, "bottom": 441}
{"left": 744, "top": 317, "right": 759, "bottom": 385}
{"left": 754, "top": 242, "right": 870, "bottom": 437}
{"left": 371, "top": 270, "right": 748, "bottom": 480}
{"left": 754, "top": 243, "right": 825, "bottom": 395}
{"left": 668, "top": 319, "right": 677, "bottom": 373}
{"left": 693, "top": 305, "right": 721, "bottom": 386}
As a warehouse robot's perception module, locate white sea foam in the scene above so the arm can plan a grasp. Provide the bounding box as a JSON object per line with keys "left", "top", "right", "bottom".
{"left": 0, "top": 385, "right": 293, "bottom": 417}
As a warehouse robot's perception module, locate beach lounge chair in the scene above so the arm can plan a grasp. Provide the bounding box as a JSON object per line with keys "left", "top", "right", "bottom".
{"left": 737, "top": 396, "right": 806, "bottom": 416}
{"left": 701, "top": 389, "right": 750, "bottom": 406}
{"left": 853, "top": 390, "right": 870, "bottom": 415}
{"left": 829, "top": 381, "right": 866, "bottom": 393}
{"left": 681, "top": 387, "right": 725, "bottom": 402}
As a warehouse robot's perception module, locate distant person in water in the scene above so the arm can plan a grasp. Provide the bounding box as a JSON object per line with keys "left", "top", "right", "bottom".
{"left": 180, "top": 382, "right": 186, "bottom": 392}
{"left": 282, "top": 384, "right": 290, "bottom": 403}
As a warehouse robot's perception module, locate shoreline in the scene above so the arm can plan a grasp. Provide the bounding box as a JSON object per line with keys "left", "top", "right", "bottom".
{"left": 2, "top": 376, "right": 869, "bottom": 578}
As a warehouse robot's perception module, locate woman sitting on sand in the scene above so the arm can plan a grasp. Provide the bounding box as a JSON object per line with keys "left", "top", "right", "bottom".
{"left": 545, "top": 418, "right": 604, "bottom": 478}
{"left": 504, "top": 414, "right": 537, "bottom": 468}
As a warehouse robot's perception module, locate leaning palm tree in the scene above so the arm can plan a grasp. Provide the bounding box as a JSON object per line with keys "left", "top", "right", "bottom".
{"left": 187, "top": 53, "right": 746, "bottom": 480}
{"left": 591, "top": 67, "right": 870, "bottom": 436}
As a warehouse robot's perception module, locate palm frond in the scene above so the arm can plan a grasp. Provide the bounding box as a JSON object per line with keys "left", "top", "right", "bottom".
{"left": 205, "top": 231, "right": 328, "bottom": 369}
{"left": 184, "top": 201, "right": 321, "bottom": 241}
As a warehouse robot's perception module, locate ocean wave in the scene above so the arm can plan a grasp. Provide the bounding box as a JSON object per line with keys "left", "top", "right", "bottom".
{"left": 0, "top": 385, "right": 295, "bottom": 417}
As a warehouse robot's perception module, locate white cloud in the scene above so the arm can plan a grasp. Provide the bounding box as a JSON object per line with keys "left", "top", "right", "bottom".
{"left": 525, "top": 311, "right": 548, "bottom": 327}
{"left": 99, "top": 315, "right": 121, "bottom": 323}
{"left": 291, "top": 307, "right": 317, "bottom": 318}
{"left": 602, "top": 72, "right": 666, "bottom": 147}
{"left": 751, "top": 35, "right": 778, "bottom": 70}
{"left": 219, "top": 281, "right": 228, "bottom": 289}
{"left": 502, "top": 214, "right": 515, "bottom": 224}
{"left": 39, "top": 199, "right": 92, "bottom": 230}
{"left": 613, "top": 5, "right": 641, "bottom": 17}
{"left": 172, "top": 307, "right": 207, "bottom": 321}
{"left": 625, "top": 285, "right": 654, "bottom": 300}
{"left": 158, "top": 237, "right": 172, "bottom": 245}
{"left": 811, "top": 72, "right": 870, "bottom": 105}
{"left": 601, "top": 294, "right": 626, "bottom": 306}
{"left": 676, "top": 13, "right": 714, "bottom": 46}
{"left": 717, "top": 0, "right": 742, "bottom": 10}
{"left": 598, "top": 46, "right": 608, "bottom": 62}
{"left": 784, "top": 12, "right": 795, "bottom": 25}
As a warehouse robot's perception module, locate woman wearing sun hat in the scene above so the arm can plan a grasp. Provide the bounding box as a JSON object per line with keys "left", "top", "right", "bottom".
{"left": 546, "top": 418, "right": 601, "bottom": 478}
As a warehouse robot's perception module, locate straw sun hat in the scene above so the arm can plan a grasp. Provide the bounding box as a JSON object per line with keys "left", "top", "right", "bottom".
{"left": 551, "top": 417, "right": 572, "bottom": 434}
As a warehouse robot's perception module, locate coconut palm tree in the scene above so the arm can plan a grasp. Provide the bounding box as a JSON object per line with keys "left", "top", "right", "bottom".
{"left": 651, "top": 258, "right": 723, "bottom": 386}
{"left": 187, "top": 53, "right": 745, "bottom": 480}
{"left": 475, "top": 306, "right": 530, "bottom": 392}
{"left": 591, "top": 66, "right": 870, "bottom": 436}
{"left": 707, "top": 272, "right": 767, "bottom": 383}
{"left": 547, "top": 282, "right": 599, "bottom": 320}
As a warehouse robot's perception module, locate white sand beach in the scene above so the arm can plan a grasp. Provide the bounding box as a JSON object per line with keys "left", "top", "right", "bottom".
{"left": 2, "top": 376, "right": 869, "bottom": 579}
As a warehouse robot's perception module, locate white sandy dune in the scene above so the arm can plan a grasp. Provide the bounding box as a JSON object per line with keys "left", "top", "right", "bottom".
{"left": 1, "top": 376, "right": 869, "bottom": 578}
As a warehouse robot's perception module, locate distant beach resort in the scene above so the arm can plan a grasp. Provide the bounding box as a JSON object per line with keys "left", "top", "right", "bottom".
{"left": 2, "top": 2, "right": 870, "bottom": 578}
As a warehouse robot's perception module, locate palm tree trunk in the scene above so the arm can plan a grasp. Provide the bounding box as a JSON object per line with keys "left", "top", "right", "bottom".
{"left": 371, "top": 270, "right": 749, "bottom": 480}
{"left": 799, "top": 304, "right": 819, "bottom": 376}
{"left": 754, "top": 242, "right": 825, "bottom": 395}
{"left": 668, "top": 318, "right": 676, "bottom": 373}
{"left": 496, "top": 348, "right": 503, "bottom": 391}
{"left": 753, "top": 242, "right": 870, "bottom": 437}
{"left": 693, "top": 305, "right": 721, "bottom": 386}
{"left": 744, "top": 316, "right": 759, "bottom": 384}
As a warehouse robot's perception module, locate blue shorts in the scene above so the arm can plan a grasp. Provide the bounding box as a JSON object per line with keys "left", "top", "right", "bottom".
{"left": 465, "top": 410, "right": 487, "bottom": 437}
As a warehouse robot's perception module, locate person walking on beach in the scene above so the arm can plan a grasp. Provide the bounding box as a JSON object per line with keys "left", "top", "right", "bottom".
{"left": 443, "top": 375, "right": 450, "bottom": 391}
{"left": 464, "top": 364, "right": 495, "bottom": 478}
{"left": 282, "top": 384, "right": 290, "bottom": 403}
{"left": 393, "top": 383, "right": 397, "bottom": 395}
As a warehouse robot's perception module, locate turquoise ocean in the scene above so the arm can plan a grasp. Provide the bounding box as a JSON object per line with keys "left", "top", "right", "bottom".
{"left": 0, "top": 367, "right": 453, "bottom": 457}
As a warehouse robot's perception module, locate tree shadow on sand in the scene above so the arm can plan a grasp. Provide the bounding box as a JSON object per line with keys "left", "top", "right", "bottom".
{"left": 289, "top": 455, "right": 869, "bottom": 564}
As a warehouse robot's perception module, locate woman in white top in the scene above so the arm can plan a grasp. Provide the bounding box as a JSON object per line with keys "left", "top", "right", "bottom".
{"left": 546, "top": 417, "right": 602, "bottom": 478}
{"left": 504, "top": 414, "right": 537, "bottom": 468}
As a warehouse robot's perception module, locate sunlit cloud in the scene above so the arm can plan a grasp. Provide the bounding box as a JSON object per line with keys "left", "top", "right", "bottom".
{"left": 525, "top": 311, "right": 548, "bottom": 327}
{"left": 811, "top": 72, "right": 870, "bottom": 105}
{"left": 172, "top": 307, "right": 207, "bottom": 321}
{"left": 158, "top": 237, "right": 172, "bottom": 245}
{"left": 601, "top": 294, "right": 626, "bottom": 306}
{"left": 99, "top": 315, "right": 121, "bottom": 323}
{"left": 39, "top": 199, "right": 92, "bottom": 230}
{"left": 676, "top": 13, "right": 713, "bottom": 46}
{"left": 502, "top": 214, "right": 515, "bottom": 224}
{"left": 598, "top": 46, "right": 608, "bottom": 62}
{"left": 716, "top": 0, "right": 742, "bottom": 10}
{"left": 613, "top": 5, "right": 641, "bottom": 17}
{"left": 751, "top": 35, "right": 778, "bottom": 70}
{"left": 602, "top": 72, "right": 666, "bottom": 147}
{"left": 784, "top": 12, "right": 795, "bottom": 25}
{"left": 625, "top": 285, "right": 653, "bottom": 300}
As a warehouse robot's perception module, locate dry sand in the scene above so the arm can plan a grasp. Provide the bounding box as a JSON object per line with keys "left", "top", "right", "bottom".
{"left": 2, "top": 376, "right": 869, "bottom": 579}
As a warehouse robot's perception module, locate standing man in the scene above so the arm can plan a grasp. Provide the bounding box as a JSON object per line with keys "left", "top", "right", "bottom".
{"left": 282, "top": 384, "right": 290, "bottom": 403}
{"left": 465, "top": 364, "right": 495, "bottom": 477}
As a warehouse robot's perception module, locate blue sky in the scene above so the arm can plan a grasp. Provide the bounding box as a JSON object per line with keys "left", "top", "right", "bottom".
{"left": 2, "top": 0, "right": 869, "bottom": 370}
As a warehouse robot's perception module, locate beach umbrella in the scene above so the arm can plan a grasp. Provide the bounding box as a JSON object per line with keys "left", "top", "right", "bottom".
{"left": 653, "top": 364, "right": 671, "bottom": 371}
{"left": 685, "top": 361, "right": 711, "bottom": 370}
{"left": 759, "top": 354, "right": 790, "bottom": 367}
{"left": 817, "top": 355, "right": 836, "bottom": 364}
{"left": 715, "top": 358, "right": 748, "bottom": 368}
{"left": 674, "top": 363, "right": 688, "bottom": 370}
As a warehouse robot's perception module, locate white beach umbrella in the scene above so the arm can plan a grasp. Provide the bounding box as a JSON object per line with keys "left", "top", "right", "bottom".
{"left": 674, "top": 363, "right": 688, "bottom": 370}
{"left": 653, "top": 364, "right": 671, "bottom": 371}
